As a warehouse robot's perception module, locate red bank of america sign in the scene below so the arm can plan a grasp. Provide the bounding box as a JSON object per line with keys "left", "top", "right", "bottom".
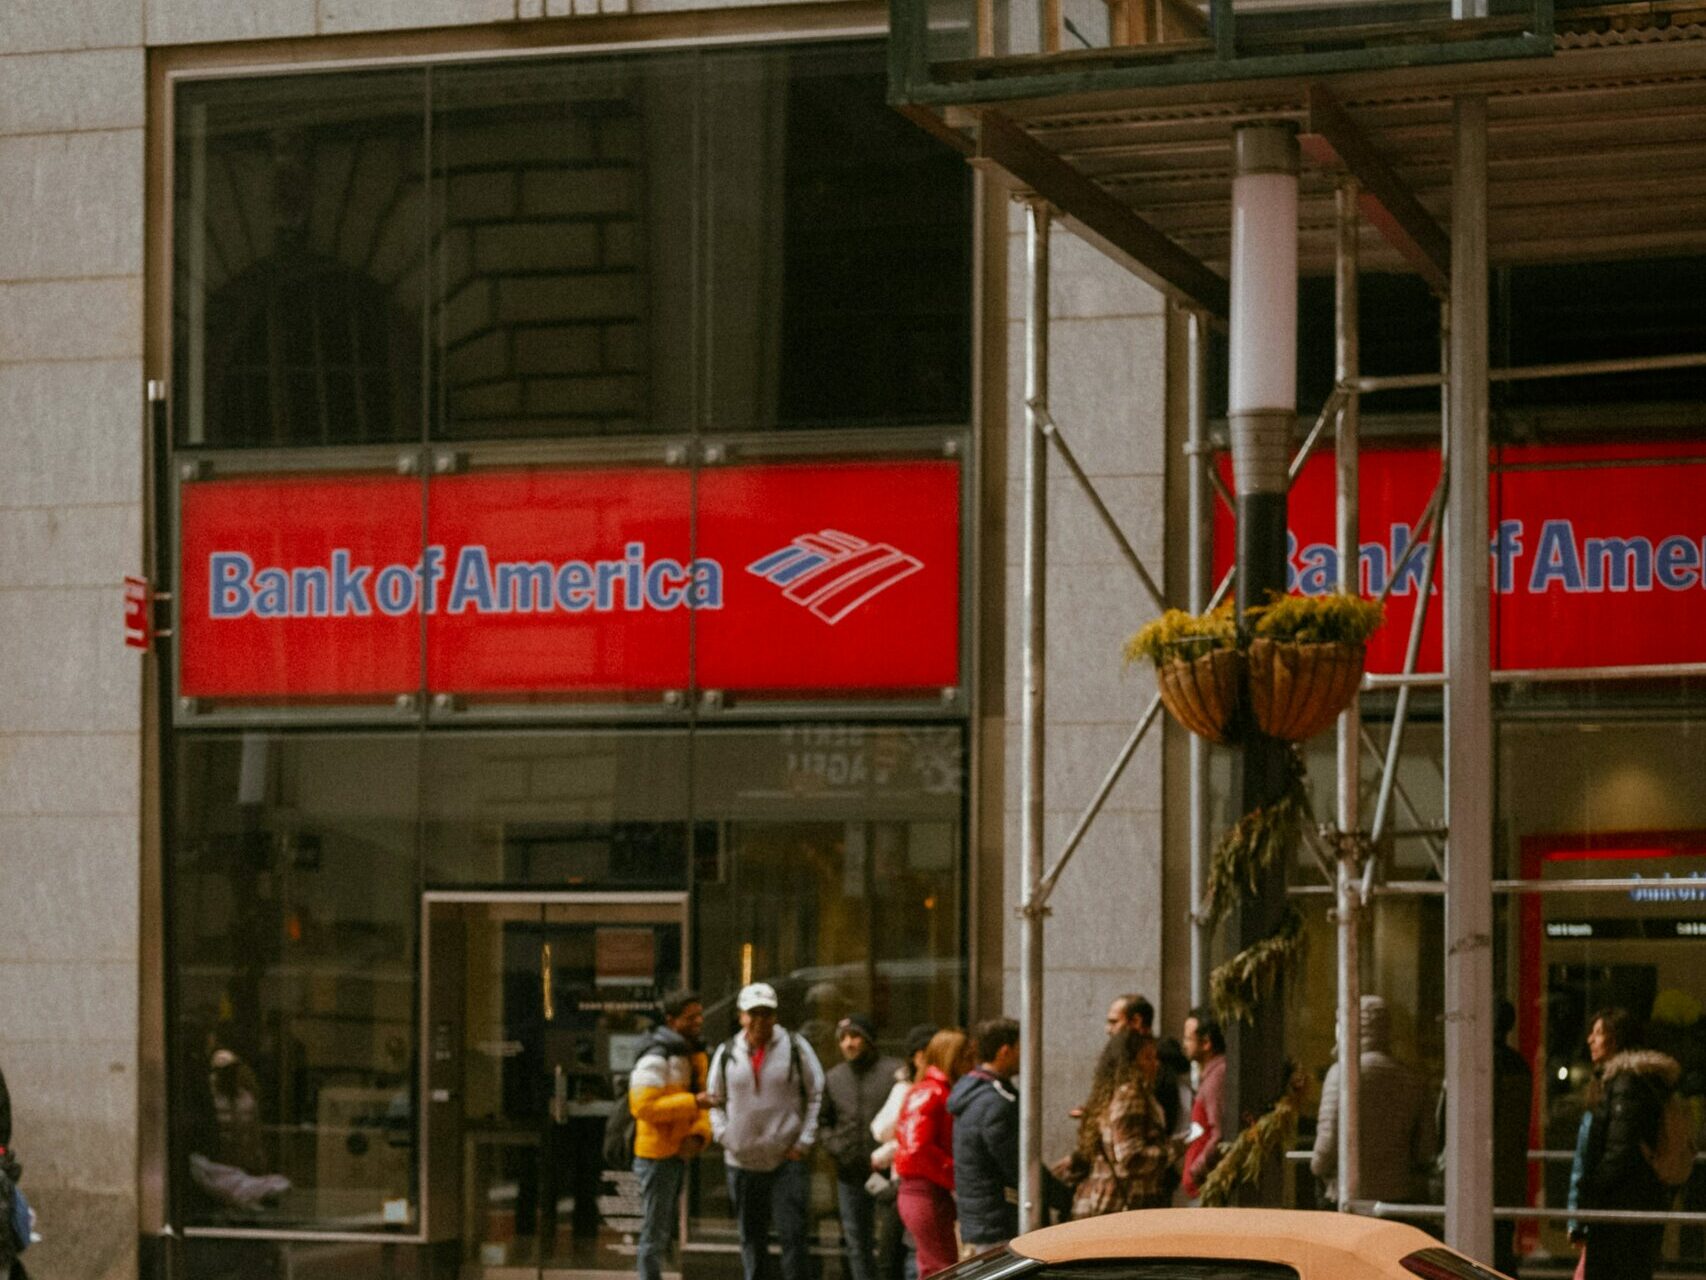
{"left": 178, "top": 460, "right": 961, "bottom": 699}
{"left": 1216, "top": 441, "right": 1706, "bottom": 673}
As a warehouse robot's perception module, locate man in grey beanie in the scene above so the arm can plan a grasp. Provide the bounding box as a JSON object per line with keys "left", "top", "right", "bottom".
{"left": 821, "top": 1015, "right": 903, "bottom": 1280}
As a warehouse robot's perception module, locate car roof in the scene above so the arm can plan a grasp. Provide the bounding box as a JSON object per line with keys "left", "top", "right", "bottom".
{"left": 1011, "top": 1209, "right": 1447, "bottom": 1280}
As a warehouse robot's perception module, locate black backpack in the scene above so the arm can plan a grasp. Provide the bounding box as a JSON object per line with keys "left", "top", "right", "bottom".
{"left": 602, "top": 1087, "right": 639, "bottom": 1173}
{"left": 709, "top": 1032, "right": 811, "bottom": 1109}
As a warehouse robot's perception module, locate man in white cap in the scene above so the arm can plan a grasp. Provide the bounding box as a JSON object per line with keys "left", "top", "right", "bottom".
{"left": 708, "top": 982, "right": 825, "bottom": 1280}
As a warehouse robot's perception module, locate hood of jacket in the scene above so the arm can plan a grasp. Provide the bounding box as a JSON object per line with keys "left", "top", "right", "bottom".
{"left": 947, "top": 1067, "right": 1012, "bottom": 1119}
{"left": 1602, "top": 1048, "right": 1681, "bottom": 1087}
{"left": 643, "top": 1024, "right": 695, "bottom": 1060}
{"left": 1360, "top": 995, "right": 1391, "bottom": 1054}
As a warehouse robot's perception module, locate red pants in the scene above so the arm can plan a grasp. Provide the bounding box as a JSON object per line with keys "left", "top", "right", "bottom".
{"left": 897, "top": 1178, "right": 958, "bottom": 1279}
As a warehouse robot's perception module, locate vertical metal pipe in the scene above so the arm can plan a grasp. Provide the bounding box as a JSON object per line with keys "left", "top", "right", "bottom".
{"left": 1332, "top": 180, "right": 1363, "bottom": 1214}
{"left": 187, "top": 102, "right": 207, "bottom": 446}
{"left": 1018, "top": 198, "right": 1051, "bottom": 1236}
{"left": 1227, "top": 123, "right": 1299, "bottom": 1200}
{"left": 1187, "top": 307, "right": 1212, "bottom": 1007}
{"left": 1444, "top": 94, "right": 1495, "bottom": 1263}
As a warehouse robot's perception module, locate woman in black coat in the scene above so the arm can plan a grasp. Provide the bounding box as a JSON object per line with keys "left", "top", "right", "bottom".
{"left": 1578, "top": 1010, "right": 1681, "bottom": 1280}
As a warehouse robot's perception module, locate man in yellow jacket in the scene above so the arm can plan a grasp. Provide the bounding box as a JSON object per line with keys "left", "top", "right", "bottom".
{"left": 630, "top": 989, "right": 712, "bottom": 1280}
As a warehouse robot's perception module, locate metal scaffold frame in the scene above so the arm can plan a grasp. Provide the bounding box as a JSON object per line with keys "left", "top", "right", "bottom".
{"left": 1009, "top": 93, "right": 1706, "bottom": 1253}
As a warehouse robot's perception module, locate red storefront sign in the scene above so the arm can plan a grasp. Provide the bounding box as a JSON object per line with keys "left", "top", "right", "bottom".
{"left": 178, "top": 460, "right": 961, "bottom": 700}
{"left": 1215, "top": 441, "right": 1706, "bottom": 673}
{"left": 123, "top": 575, "right": 152, "bottom": 650}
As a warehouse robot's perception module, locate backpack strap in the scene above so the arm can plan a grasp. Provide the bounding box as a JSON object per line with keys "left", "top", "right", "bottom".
{"left": 789, "top": 1034, "right": 809, "bottom": 1108}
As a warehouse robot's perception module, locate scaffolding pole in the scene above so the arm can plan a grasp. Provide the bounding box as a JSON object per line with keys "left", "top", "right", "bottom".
{"left": 1332, "top": 178, "right": 1364, "bottom": 1214}
{"left": 1187, "top": 307, "right": 1212, "bottom": 1007}
{"left": 1018, "top": 197, "right": 1050, "bottom": 1237}
{"left": 1443, "top": 94, "right": 1495, "bottom": 1262}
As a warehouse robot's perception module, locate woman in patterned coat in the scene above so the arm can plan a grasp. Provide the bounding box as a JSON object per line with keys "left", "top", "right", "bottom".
{"left": 1056, "top": 1029, "right": 1180, "bottom": 1218}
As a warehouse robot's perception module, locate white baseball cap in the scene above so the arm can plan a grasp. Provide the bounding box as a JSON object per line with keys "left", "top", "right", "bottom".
{"left": 737, "top": 982, "right": 779, "bottom": 1012}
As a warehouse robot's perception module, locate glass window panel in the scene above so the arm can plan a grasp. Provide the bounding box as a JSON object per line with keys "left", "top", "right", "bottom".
{"left": 172, "top": 733, "right": 420, "bottom": 1230}
{"left": 429, "top": 55, "right": 700, "bottom": 440}
{"left": 421, "top": 731, "right": 692, "bottom": 887}
{"left": 174, "top": 71, "right": 428, "bottom": 448}
{"left": 707, "top": 44, "right": 973, "bottom": 431}
{"left": 687, "top": 724, "right": 964, "bottom": 1246}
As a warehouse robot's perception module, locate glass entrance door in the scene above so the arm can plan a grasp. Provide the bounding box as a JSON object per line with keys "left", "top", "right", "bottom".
{"left": 424, "top": 895, "right": 687, "bottom": 1280}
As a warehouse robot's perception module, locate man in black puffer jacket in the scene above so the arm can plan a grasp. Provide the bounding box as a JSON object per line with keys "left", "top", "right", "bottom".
{"left": 1579, "top": 1042, "right": 1682, "bottom": 1280}
{"left": 948, "top": 1019, "right": 1020, "bottom": 1255}
{"left": 820, "top": 1015, "right": 903, "bottom": 1280}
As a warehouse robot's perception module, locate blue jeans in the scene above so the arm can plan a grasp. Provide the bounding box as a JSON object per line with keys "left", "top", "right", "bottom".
{"left": 726, "top": 1159, "right": 810, "bottom": 1280}
{"left": 634, "top": 1156, "right": 686, "bottom": 1280}
{"left": 837, "top": 1180, "right": 878, "bottom": 1280}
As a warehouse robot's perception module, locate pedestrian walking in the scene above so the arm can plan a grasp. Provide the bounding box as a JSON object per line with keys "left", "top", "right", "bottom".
{"left": 948, "top": 1018, "right": 1020, "bottom": 1255}
{"left": 895, "top": 1029, "right": 974, "bottom": 1278}
{"left": 708, "top": 983, "right": 826, "bottom": 1280}
{"left": 1050, "top": 1030, "right": 1173, "bottom": 1215}
{"left": 628, "top": 989, "right": 712, "bottom": 1280}
{"left": 1577, "top": 1008, "right": 1684, "bottom": 1280}
{"left": 1055, "top": 1029, "right": 1177, "bottom": 1218}
{"left": 1181, "top": 1007, "right": 1226, "bottom": 1201}
{"left": 1491, "top": 999, "right": 1533, "bottom": 1276}
{"left": 1311, "top": 995, "right": 1436, "bottom": 1209}
{"left": 820, "top": 1014, "right": 904, "bottom": 1280}
{"left": 1569, "top": 1007, "right": 1636, "bottom": 1248}
{"left": 872, "top": 1025, "right": 937, "bottom": 1280}
{"left": 1097, "top": 995, "right": 1183, "bottom": 1136}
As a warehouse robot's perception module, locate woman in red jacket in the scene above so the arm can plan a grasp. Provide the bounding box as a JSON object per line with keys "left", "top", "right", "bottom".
{"left": 894, "top": 1028, "right": 975, "bottom": 1278}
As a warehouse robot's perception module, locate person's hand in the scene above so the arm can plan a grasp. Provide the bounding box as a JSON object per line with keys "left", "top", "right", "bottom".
{"left": 784, "top": 1146, "right": 806, "bottom": 1161}
{"left": 1068, "top": 1107, "right": 1084, "bottom": 1120}
{"left": 680, "top": 1134, "right": 707, "bottom": 1159}
{"left": 695, "top": 1091, "right": 717, "bottom": 1107}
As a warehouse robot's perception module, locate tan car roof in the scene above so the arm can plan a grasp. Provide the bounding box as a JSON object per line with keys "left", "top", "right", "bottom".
{"left": 1011, "top": 1209, "right": 1451, "bottom": 1280}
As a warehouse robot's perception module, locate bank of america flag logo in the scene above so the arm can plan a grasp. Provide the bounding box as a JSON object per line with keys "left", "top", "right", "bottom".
{"left": 746, "top": 530, "right": 924, "bottom": 625}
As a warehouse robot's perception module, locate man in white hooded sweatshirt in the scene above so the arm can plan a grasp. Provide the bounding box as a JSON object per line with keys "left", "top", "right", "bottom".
{"left": 709, "top": 983, "right": 826, "bottom": 1280}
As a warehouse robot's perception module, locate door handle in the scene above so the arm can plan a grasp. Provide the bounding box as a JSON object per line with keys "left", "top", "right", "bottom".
{"left": 542, "top": 941, "right": 555, "bottom": 1021}
{"left": 551, "top": 1063, "right": 569, "bottom": 1124}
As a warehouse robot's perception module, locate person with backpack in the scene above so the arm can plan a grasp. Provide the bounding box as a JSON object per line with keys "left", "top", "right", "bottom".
{"left": 708, "top": 983, "right": 825, "bottom": 1280}
{"left": 1578, "top": 1008, "right": 1688, "bottom": 1280}
{"left": 626, "top": 989, "right": 712, "bottom": 1280}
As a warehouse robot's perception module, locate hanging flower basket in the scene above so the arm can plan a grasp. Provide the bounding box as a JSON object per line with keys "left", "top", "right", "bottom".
{"left": 1155, "top": 648, "right": 1245, "bottom": 744}
{"left": 1125, "top": 606, "right": 1241, "bottom": 743}
{"left": 1247, "top": 638, "right": 1367, "bottom": 742}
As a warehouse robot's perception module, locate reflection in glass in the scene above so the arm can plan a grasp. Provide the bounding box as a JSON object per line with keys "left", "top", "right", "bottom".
{"left": 430, "top": 56, "right": 697, "bottom": 439}
{"left": 172, "top": 734, "right": 419, "bottom": 1229}
{"left": 173, "top": 72, "right": 427, "bottom": 447}
{"left": 689, "top": 725, "right": 965, "bottom": 1245}
{"left": 430, "top": 901, "right": 685, "bottom": 1276}
{"left": 421, "top": 732, "right": 692, "bottom": 887}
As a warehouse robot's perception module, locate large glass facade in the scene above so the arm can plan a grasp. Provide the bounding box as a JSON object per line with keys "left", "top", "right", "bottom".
{"left": 166, "top": 36, "right": 973, "bottom": 1261}
{"left": 170, "top": 726, "right": 964, "bottom": 1237}
{"left": 173, "top": 43, "right": 971, "bottom": 449}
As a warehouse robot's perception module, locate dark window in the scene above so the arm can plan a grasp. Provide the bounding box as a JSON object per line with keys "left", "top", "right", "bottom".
{"left": 173, "top": 71, "right": 427, "bottom": 447}
{"left": 766, "top": 47, "right": 973, "bottom": 429}
{"left": 171, "top": 734, "right": 420, "bottom": 1230}
{"left": 174, "top": 45, "right": 971, "bottom": 446}
{"left": 429, "top": 56, "right": 698, "bottom": 439}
